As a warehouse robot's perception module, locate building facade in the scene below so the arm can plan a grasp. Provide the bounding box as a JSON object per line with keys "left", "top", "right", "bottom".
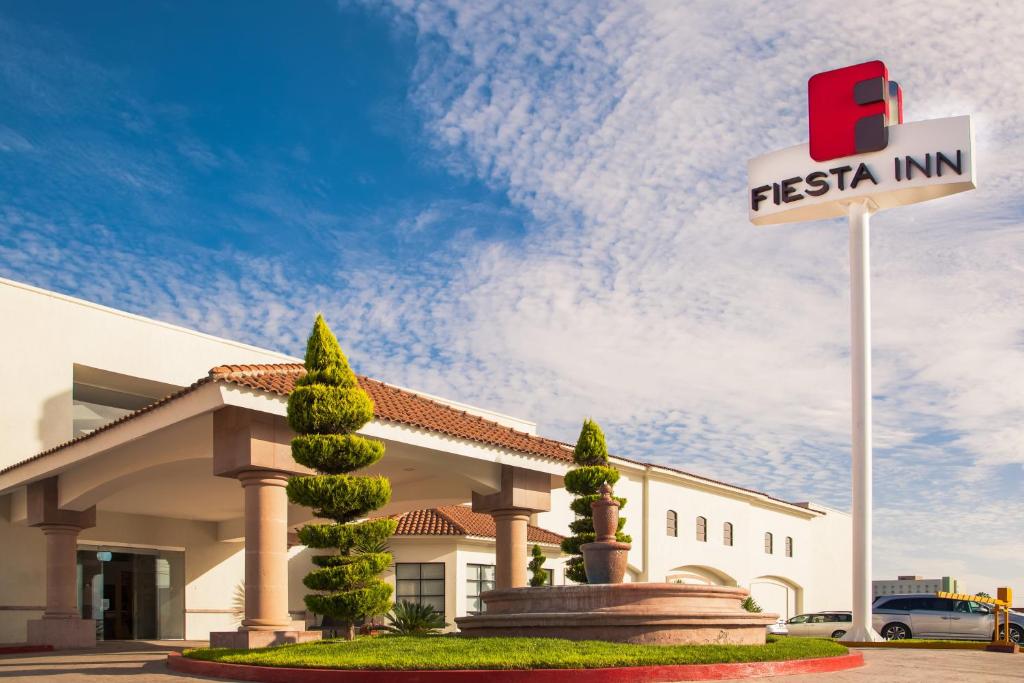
{"left": 0, "top": 278, "right": 851, "bottom": 645}
{"left": 872, "top": 576, "right": 959, "bottom": 598}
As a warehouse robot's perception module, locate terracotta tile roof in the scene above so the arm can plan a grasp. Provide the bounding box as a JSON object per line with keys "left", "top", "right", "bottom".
{"left": 0, "top": 364, "right": 572, "bottom": 477}
{"left": 0, "top": 364, "right": 818, "bottom": 515}
{"left": 207, "top": 364, "right": 574, "bottom": 462}
{"left": 392, "top": 505, "right": 564, "bottom": 545}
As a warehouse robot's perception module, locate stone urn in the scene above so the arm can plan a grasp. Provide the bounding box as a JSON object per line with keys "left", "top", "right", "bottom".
{"left": 580, "top": 482, "right": 632, "bottom": 584}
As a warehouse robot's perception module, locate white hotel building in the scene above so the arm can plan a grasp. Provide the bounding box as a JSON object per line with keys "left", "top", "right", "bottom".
{"left": 0, "top": 277, "right": 851, "bottom": 646}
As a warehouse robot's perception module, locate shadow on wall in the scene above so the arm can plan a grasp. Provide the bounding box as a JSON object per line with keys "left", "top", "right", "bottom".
{"left": 37, "top": 389, "right": 72, "bottom": 453}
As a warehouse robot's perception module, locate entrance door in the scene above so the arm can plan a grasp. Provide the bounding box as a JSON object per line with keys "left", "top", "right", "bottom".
{"left": 77, "top": 547, "right": 184, "bottom": 640}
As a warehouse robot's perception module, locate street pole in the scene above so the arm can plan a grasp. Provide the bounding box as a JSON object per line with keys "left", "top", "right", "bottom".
{"left": 841, "top": 199, "right": 884, "bottom": 642}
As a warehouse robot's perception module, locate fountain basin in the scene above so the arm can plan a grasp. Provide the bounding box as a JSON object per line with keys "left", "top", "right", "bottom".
{"left": 455, "top": 583, "right": 778, "bottom": 645}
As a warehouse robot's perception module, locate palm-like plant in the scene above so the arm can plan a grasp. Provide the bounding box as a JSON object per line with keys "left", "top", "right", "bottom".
{"left": 741, "top": 596, "right": 763, "bottom": 613}
{"left": 381, "top": 601, "right": 448, "bottom": 635}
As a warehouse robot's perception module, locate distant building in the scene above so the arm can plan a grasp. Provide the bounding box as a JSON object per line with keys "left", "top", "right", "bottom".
{"left": 873, "top": 575, "right": 958, "bottom": 598}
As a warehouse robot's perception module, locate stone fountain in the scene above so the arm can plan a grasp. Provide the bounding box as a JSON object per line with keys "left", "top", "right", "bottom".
{"left": 456, "top": 483, "right": 777, "bottom": 645}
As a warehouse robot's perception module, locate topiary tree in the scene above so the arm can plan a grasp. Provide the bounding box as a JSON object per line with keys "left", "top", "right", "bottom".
{"left": 528, "top": 544, "right": 548, "bottom": 587}
{"left": 286, "top": 315, "right": 397, "bottom": 640}
{"left": 560, "top": 419, "right": 630, "bottom": 583}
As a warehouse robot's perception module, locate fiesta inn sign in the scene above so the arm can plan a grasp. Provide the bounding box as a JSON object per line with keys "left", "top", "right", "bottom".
{"left": 748, "top": 61, "right": 976, "bottom": 225}
{"left": 746, "top": 59, "right": 977, "bottom": 643}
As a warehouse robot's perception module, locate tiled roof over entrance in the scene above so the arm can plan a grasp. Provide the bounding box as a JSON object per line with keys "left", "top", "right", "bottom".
{"left": 208, "top": 364, "right": 573, "bottom": 462}
{"left": 2, "top": 365, "right": 817, "bottom": 514}
{"left": 392, "top": 505, "right": 564, "bottom": 545}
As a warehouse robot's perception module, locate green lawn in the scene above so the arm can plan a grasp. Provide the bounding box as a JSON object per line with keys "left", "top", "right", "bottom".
{"left": 840, "top": 639, "right": 1000, "bottom": 650}
{"left": 185, "top": 635, "right": 847, "bottom": 670}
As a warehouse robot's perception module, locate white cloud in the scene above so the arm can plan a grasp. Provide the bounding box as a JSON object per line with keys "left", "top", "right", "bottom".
{"left": 339, "top": 0, "right": 1024, "bottom": 586}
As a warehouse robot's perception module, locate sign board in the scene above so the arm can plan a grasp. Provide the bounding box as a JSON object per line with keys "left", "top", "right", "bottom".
{"left": 746, "top": 60, "right": 978, "bottom": 644}
{"left": 749, "top": 115, "right": 976, "bottom": 225}
{"left": 748, "top": 60, "right": 976, "bottom": 225}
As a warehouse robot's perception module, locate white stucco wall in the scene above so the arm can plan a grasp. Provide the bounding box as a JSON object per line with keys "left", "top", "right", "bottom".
{"left": 535, "top": 463, "right": 852, "bottom": 618}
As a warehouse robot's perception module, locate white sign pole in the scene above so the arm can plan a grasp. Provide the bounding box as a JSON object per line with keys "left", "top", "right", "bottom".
{"left": 748, "top": 112, "right": 975, "bottom": 642}
{"left": 844, "top": 199, "right": 884, "bottom": 642}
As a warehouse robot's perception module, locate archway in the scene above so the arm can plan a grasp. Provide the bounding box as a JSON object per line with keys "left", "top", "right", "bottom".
{"left": 666, "top": 564, "right": 737, "bottom": 586}
{"left": 749, "top": 575, "right": 802, "bottom": 619}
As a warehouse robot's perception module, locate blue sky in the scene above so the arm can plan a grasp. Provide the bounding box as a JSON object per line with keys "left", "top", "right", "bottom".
{"left": 1, "top": 1, "right": 1022, "bottom": 592}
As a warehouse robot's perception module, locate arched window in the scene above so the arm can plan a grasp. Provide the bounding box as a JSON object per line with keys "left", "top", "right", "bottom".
{"left": 764, "top": 532, "right": 773, "bottom": 554}
{"left": 785, "top": 536, "right": 793, "bottom": 557}
{"left": 666, "top": 510, "right": 678, "bottom": 537}
{"left": 695, "top": 516, "right": 707, "bottom": 542}
{"left": 723, "top": 522, "right": 734, "bottom": 546}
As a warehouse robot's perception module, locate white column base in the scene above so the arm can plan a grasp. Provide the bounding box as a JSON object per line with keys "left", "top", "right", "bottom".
{"left": 839, "top": 625, "right": 884, "bottom": 643}
{"left": 210, "top": 629, "right": 322, "bottom": 649}
{"left": 27, "top": 618, "right": 97, "bottom": 649}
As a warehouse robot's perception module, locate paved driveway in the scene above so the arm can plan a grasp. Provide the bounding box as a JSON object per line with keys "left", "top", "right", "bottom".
{"left": 0, "top": 641, "right": 213, "bottom": 681}
{"left": 0, "top": 642, "right": 1021, "bottom": 681}
{"left": 724, "top": 647, "right": 1022, "bottom": 682}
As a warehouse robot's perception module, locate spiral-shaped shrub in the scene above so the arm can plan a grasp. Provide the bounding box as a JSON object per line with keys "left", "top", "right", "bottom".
{"left": 286, "top": 315, "right": 397, "bottom": 639}
{"left": 560, "top": 419, "right": 630, "bottom": 583}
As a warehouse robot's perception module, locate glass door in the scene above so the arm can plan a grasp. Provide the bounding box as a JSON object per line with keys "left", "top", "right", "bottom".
{"left": 77, "top": 546, "right": 185, "bottom": 640}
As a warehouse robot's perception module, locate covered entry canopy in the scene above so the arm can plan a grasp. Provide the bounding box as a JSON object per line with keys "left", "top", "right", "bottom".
{"left": 1, "top": 364, "right": 573, "bottom": 522}
{"left": 0, "top": 364, "right": 572, "bottom": 647}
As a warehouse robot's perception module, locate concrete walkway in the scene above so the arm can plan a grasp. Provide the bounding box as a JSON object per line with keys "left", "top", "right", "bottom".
{"left": 0, "top": 640, "right": 213, "bottom": 681}
{"left": 0, "top": 642, "right": 1020, "bottom": 681}
{"left": 724, "top": 648, "right": 1023, "bottom": 682}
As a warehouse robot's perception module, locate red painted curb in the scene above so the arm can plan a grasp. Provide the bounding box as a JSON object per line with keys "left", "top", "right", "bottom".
{"left": 167, "top": 651, "right": 864, "bottom": 682}
{"left": 0, "top": 644, "right": 54, "bottom": 655}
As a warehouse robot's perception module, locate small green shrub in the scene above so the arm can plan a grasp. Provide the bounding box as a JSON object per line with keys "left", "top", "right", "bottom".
{"left": 741, "top": 596, "right": 763, "bottom": 613}
{"left": 382, "top": 601, "right": 448, "bottom": 635}
{"left": 528, "top": 544, "right": 548, "bottom": 587}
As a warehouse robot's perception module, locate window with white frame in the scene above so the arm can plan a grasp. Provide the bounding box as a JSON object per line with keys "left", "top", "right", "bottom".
{"left": 396, "top": 563, "right": 445, "bottom": 616}
{"left": 465, "top": 564, "right": 495, "bottom": 615}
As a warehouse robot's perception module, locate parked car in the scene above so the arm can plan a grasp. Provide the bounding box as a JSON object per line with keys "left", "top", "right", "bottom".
{"left": 783, "top": 611, "right": 852, "bottom": 638}
{"left": 873, "top": 594, "right": 1024, "bottom": 643}
{"left": 767, "top": 616, "right": 788, "bottom": 636}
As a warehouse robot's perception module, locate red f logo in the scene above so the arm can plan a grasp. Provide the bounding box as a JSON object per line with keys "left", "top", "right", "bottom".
{"left": 808, "top": 60, "right": 903, "bottom": 162}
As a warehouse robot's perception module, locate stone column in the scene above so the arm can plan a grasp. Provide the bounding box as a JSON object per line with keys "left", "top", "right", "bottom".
{"left": 472, "top": 465, "right": 552, "bottom": 591}
{"left": 211, "top": 407, "right": 322, "bottom": 649}
{"left": 25, "top": 477, "right": 97, "bottom": 649}
{"left": 239, "top": 470, "right": 292, "bottom": 631}
{"left": 493, "top": 509, "right": 531, "bottom": 589}
{"left": 41, "top": 524, "right": 84, "bottom": 619}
